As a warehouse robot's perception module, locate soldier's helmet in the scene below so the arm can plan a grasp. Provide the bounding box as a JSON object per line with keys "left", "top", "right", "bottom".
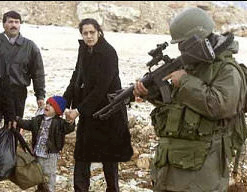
{"left": 170, "top": 7, "right": 215, "bottom": 44}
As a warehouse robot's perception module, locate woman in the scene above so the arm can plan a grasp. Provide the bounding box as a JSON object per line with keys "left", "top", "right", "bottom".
{"left": 63, "top": 18, "right": 133, "bottom": 192}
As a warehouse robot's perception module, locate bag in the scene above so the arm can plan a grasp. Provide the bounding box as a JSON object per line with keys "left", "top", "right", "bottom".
{"left": 211, "top": 59, "right": 247, "bottom": 151}
{"left": 0, "top": 127, "right": 16, "bottom": 180}
{"left": 228, "top": 62, "right": 247, "bottom": 150}
{"left": 9, "top": 150, "right": 45, "bottom": 190}
{"left": 9, "top": 130, "right": 45, "bottom": 190}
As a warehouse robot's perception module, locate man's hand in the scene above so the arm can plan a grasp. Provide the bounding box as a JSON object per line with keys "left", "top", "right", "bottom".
{"left": 8, "top": 121, "right": 17, "bottom": 129}
{"left": 133, "top": 81, "right": 148, "bottom": 102}
{"left": 163, "top": 69, "right": 187, "bottom": 87}
{"left": 37, "top": 99, "right": 45, "bottom": 108}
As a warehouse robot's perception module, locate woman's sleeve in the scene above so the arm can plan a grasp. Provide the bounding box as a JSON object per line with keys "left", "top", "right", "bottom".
{"left": 63, "top": 52, "right": 80, "bottom": 108}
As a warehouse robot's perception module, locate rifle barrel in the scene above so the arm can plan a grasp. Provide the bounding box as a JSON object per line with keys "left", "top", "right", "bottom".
{"left": 93, "top": 57, "right": 182, "bottom": 120}
{"left": 93, "top": 86, "right": 134, "bottom": 119}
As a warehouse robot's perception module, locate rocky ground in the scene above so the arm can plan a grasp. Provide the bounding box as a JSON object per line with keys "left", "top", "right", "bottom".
{"left": 0, "top": 4, "right": 247, "bottom": 190}
{"left": 1, "top": 1, "right": 247, "bottom": 37}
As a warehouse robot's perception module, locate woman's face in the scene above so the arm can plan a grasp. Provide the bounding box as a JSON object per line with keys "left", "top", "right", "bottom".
{"left": 81, "top": 24, "right": 99, "bottom": 47}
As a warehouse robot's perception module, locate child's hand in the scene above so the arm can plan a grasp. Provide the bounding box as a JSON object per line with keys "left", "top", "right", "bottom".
{"left": 65, "top": 109, "right": 79, "bottom": 123}
{"left": 66, "top": 119, "right": 75, "bottom": 124}
{"left": 65, "top": 109, "right": 71, "bottom": 120}
{"left": 65, "top": 109, "right": 73, "bottom": 124}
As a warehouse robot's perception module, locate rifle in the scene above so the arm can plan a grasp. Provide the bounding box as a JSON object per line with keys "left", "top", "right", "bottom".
{"left": 93, "top": 35, "right": 215, "bottom": 120}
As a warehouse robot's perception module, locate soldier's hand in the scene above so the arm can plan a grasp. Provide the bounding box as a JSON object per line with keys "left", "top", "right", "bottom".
{"left": 163, "top": 69, "right": 187, "bottom": 87}
{"left": 133, "top": 81, "right": 148, "bottom": 102}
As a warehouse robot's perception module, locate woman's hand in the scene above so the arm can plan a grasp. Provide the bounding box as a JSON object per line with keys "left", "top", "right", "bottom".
{"left": 65, "top": 109, "right": 79, "bottom": 123}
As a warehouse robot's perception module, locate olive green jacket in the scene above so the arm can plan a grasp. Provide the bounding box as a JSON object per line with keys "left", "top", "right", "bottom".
{"left": 149, "top": 39, "right": 245, "bottom": 121}
{"left": 149, "top": 37, "right": 246, "bottom": 171}
{"left": 177, "top": 50, "right": 243, "bottom": 120}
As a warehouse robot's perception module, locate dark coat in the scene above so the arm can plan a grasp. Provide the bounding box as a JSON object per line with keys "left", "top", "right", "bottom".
{"left": 0, "top": 76, "right": 15, "bottom": 122}
{"left": 17, "top": 115, "right": 75, "bottom": 153}
{"left": 63, "top": 37, "right": 133, "bottom": 162}
{"left": 0, "top": 33, "right": 45, "bottom": 100}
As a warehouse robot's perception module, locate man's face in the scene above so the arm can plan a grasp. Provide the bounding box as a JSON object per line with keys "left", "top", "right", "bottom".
{"left": 3, "top": 17, "right": 21, "bottom": 38}
{"left": 81, "top": 24, "right": 99, "bottom": 47}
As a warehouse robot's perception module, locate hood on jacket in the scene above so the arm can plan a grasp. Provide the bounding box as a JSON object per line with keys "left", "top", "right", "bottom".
{"left": 209, "top": 32, "right": 239, "bottom": 55}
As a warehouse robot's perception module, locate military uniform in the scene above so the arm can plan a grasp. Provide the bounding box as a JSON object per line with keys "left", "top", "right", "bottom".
{"left": 148, "top": 32, "right": 246, "bottom": 191}
{"left": 132, "top": 7, "right": 247, "bottom": 192}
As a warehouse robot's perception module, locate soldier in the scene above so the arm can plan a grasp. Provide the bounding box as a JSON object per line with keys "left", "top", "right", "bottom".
{"left": 133, "top": 7, "right": 247, "bottom": 192}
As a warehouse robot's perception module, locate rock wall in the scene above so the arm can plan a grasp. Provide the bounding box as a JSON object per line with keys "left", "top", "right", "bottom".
{"left": 1, "top": 1, "right": 247, "bottom": 37}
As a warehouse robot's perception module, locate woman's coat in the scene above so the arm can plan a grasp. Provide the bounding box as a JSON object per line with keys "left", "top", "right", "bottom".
{"left": 63, "top": 37, "right": 133, "bottom": 162}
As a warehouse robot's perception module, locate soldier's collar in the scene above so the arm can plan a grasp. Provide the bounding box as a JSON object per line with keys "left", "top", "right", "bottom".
{"left": 212, "top": 32, "right": 235, "bottom": 55}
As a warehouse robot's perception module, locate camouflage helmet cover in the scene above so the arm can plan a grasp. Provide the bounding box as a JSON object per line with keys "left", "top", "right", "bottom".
{"left": 169, "top": 7, "right": 215, "bottom": 44}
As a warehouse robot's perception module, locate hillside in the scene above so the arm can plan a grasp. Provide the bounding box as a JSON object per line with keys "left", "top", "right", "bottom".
{"left": 0, "top": 1, "right": 246, "bottom": 191}
{"left": 0, "top": 1, "right": 247, "bottom": 36}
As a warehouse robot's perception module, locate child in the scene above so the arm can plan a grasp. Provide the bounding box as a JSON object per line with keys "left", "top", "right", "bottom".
{"left": 16, "top": 96, "right": 75, "bottom": 192}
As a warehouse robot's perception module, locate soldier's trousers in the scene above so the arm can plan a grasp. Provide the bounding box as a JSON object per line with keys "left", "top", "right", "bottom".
{"left": 151, "top": 134, "right": 229, "bottom": 192}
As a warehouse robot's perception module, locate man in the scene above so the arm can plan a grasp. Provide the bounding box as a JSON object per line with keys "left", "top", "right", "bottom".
{"left": 134, "top": 7, "right": 247, "bottom": 192}
{"left": 0, "top": 10, "right": 45, "bottom": 125}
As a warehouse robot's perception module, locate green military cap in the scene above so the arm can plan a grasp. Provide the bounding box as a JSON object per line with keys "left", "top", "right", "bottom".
{"left": 170, "top": 7, "right": 215, "bottom": 44}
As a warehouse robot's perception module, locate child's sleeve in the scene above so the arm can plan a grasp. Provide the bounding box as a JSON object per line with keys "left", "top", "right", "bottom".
{"left": 16, "top": 117, "right": 34, "bottom": 131}
{"left": 62, "top": 119, "right": 75, "bottom": 134}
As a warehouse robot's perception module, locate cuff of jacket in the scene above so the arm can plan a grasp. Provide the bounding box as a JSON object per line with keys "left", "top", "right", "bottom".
{"left": 178, "top": 73, "right": 189, "bottom": 86}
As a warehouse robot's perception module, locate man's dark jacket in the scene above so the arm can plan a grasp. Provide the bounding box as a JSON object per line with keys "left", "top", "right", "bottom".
{"left": 63, "top": 37, "right": 133, "bottom": 162}
{"left": 0, "top": 33, "right": 45, "bottom": 100}
{"left": 17, "top": 115, "right": 75, "bottom": 153}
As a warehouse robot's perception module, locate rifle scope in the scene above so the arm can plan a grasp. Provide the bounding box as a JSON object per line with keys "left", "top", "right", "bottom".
{"left": 148, "top": 42, "right": 168, "bottom": 57}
